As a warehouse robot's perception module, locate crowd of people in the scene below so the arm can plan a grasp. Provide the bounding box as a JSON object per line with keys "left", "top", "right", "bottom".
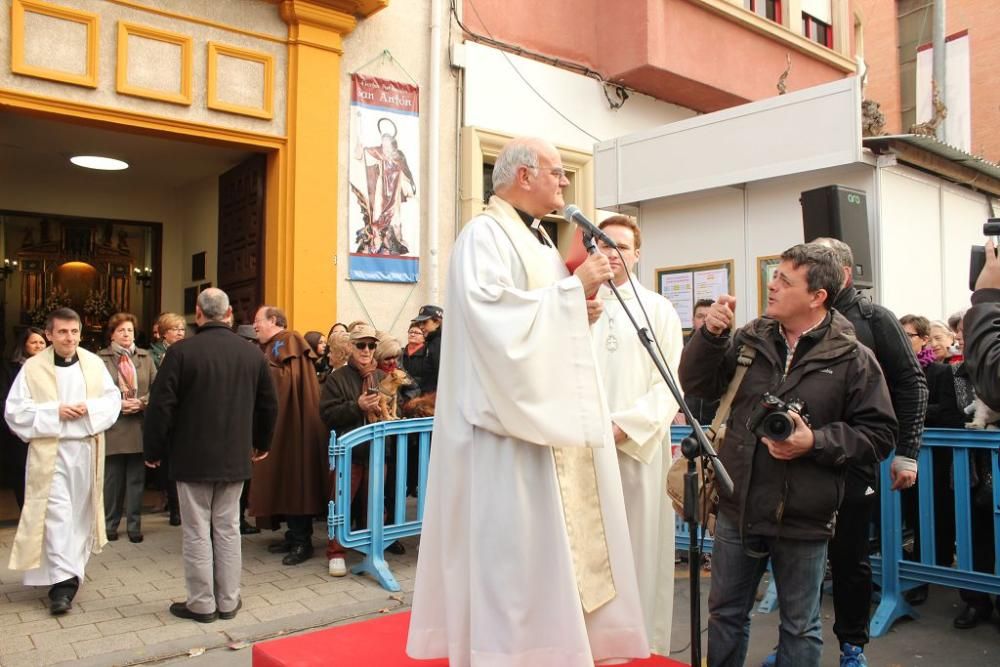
{"left": 1, "top": 289, "right": 442, "bottom": 621}
{"left": 4, "top": 133, "right": 1000, "bottom": 667}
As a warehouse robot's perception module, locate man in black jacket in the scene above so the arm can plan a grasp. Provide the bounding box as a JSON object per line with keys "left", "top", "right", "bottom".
{"left": 319, "top": 324, "right": 386, "bottom": 575}
{"left": 144, "top": 288, "right": 278, "bottom": 623}
{"left": 812, "top": 237, "right": 927, "bottom": 665}
{"left": 680, "top": 244, "right": 896, "bottom": 667}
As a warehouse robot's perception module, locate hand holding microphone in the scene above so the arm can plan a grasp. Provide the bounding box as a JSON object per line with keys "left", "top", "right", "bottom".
{"left": 574, "top": 252, "right": 613, "bottom": 296}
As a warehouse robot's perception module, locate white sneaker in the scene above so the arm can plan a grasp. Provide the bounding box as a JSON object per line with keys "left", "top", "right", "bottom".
{"left": 328, "top": 557, "right": 347, "bottom": 577}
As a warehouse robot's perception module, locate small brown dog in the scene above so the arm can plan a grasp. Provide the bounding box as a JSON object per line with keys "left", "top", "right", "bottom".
{"left": 376, "top": 369, "right": 412, "bottom": 421}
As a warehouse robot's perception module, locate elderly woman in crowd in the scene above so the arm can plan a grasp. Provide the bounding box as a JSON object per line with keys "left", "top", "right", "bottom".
{"left": 928, "top": 320, "right": 961, "bottom": 366}
{"left": 99, "top": 313, "right": 156, "bottom": 542}
{"left": 150, "top": 312, "right": 186, "bottom": 369}
{"left": 375, "top": 334, "right": 420, "bottom": 416}
{"left": 0, "top": 327, "right": 47, "bottom": 510}
{"left": 327, "top": 330, "right": 352, "bottom": 372}
{"left": 150, "top": 312, "right": 185, "bottom": 525}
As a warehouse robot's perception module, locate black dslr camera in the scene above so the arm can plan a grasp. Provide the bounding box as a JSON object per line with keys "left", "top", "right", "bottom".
{"left": 748, "top": 393, "right": 809, "bottom": 441}
{"left": 969, "top": 219, "right": 1000, "bottom": 291}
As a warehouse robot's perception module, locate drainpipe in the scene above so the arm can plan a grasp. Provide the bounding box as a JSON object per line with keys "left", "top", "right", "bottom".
{"left": 932, "top": 0, "right": 946, "bottom": 142}
{"left": 427, "top": 0, "right": 442, "bottom": 304}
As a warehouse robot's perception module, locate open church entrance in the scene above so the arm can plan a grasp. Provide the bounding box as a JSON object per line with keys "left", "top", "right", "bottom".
{"left": 0, "top": 108, "right": 270, "bottom": 521}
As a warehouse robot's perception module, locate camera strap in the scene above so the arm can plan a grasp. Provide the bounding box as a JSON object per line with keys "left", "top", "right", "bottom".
{"left": 706, "top": 344, "right": 757, "bottom": 442}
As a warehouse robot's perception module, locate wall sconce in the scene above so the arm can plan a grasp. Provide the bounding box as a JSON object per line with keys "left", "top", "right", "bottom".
{"left": 0, "top": 258, "right": 18, "bottom": 282}
{"left": 133, "top": 266, "right": 153, "bottom": 288}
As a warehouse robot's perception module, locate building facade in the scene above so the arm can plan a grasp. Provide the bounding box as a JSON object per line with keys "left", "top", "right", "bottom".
{"left": 0, "top": 0, "right": 874, "bottom": 346}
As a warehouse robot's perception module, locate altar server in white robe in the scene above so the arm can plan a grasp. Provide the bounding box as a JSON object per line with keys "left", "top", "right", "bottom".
{"left": 407, "top": 137, "right": 649, "bottom": 667}
{"left": 6, "top": 308, "right": 121, "bottom": 615}
{"left": 591, "top": 215, "right": 684, "bottom": 655}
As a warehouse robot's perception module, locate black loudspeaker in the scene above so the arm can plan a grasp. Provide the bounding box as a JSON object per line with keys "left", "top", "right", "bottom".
{"left": 800, "top": 185, "right": 874, "bottom": 290}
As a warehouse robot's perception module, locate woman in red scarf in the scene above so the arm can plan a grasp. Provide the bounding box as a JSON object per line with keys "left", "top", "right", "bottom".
{"left": 98, "top": 313, "right": 157, "bottom": 542}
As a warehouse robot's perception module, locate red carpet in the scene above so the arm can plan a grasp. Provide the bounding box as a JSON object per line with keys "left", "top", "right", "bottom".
{"left": 252, "top": 611, "right": 687, "bottom": 666}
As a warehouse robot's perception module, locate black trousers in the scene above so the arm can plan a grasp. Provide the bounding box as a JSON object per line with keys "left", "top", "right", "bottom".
{"left": 959, "top": 500, "right": 999, "bottom": 612}
{"left": 830, "top": 489, "right": 878, "bottom": 647}
{"left": 285, "top": 514, "right": 314, "bottom": 547}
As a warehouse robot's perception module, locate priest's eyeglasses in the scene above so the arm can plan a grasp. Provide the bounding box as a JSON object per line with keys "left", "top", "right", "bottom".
{"left": 354, "top": 341, "right": 378, "bottom": 350}
{"left": 524, "top": 164, "right": 568, "bottom": 180}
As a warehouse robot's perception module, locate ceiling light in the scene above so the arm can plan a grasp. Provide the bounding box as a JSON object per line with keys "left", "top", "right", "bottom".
{"left": 70, "top": 155, "right": 129, "bottom": 171}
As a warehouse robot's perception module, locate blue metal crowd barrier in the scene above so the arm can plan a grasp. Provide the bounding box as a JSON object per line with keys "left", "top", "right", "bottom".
{"left": 871, "top": 428, "right": 1000, "bottom": 636}
{"left": 670, "top": 426, "right": 1000, "bottom": 631}
{"left": 327, "top": 417, "right": 433, "bottom": 592}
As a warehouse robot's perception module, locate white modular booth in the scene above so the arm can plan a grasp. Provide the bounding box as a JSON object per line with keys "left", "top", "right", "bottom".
{"left": 594, "top": 77, "right": 998, "bottom": 328}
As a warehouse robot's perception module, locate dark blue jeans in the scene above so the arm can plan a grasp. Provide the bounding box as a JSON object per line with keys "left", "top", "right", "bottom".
{"left": 708, "top": 513, "right": 828, "bottom": 667}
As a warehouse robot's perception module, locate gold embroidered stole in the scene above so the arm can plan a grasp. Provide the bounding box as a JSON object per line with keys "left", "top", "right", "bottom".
{"left": 482, "top": 195, "right": 616, "bottom": 613}
{"left": 9, "top": 347, "right": 108, "bottom": 571}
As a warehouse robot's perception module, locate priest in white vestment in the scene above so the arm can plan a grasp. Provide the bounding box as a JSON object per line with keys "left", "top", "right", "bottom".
{"left": 591, "top": 216, "right": 684, "bottom": 655}
{"left": 407, "top": 137, "right": 649, "bottom": 667}
{"left": 5, "top": 308, "right": 121, "bottom": 615}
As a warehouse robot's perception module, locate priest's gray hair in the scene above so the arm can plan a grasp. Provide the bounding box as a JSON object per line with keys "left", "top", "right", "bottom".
{"left": 491, "top": 140, "right": 540, "bottom": 191}
{"left": 197, "top": 287, "right": 230, "bottom": 321}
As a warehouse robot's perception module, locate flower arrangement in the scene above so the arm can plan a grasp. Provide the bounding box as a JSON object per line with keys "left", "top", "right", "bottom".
{"left": 27, "top": 286, "right": 73, "bottom": 327}
{"left": 83, "top": 289, "right": 115, "bottom": 322}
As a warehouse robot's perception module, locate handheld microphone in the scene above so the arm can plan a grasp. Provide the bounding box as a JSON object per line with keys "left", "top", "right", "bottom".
{"left": 563, "top": 205, "right": 618, "bottom": 249}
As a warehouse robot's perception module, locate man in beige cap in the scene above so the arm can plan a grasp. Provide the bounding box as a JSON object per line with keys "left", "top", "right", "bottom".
{"left": 319, "top": 324, "right": 384, "bottom": 576}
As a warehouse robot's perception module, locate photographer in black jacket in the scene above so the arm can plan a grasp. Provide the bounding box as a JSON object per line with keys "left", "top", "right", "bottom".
{"left": 680, "top": 243, "right": 896, "bottom": 667}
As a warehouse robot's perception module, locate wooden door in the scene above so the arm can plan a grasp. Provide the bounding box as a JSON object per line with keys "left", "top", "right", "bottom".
{"left": 217, "top": 154, "right": 266, "bottom": 325}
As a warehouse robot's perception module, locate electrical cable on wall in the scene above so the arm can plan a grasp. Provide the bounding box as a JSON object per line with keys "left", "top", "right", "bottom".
{"left": 454, "top": 0, "right": 632, "bottom": 142}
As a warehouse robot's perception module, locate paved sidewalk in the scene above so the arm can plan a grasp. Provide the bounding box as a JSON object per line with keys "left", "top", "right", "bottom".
{"left": 3, "top": 511, "right": 999, "bottom": 666}
{"left": 0, "top": 512, "right": 416, "bottom": 667}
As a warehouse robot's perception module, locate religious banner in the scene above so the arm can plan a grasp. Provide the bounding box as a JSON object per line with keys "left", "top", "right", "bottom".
{"left": 348, "top": 74, "right": 420, "bottom": 282}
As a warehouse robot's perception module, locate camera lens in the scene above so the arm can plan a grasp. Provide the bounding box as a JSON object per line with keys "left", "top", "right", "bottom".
{"left": 762, "top": 412, "right": 794, "bottom": 441}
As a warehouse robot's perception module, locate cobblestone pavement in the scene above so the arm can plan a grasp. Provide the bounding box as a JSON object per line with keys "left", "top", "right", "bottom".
{"left": 0, "top": 512, "right": 416, "bottom": 667}
{"left": 3, "top": 513, "right": 998, "bottom": 667}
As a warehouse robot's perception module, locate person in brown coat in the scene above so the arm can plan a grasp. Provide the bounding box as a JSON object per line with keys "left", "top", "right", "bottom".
{"left": 251, "top": 306, "right": 328, "bottom": 566}
{"left": 98, "top": 313, "right": 156, "bottom": 543}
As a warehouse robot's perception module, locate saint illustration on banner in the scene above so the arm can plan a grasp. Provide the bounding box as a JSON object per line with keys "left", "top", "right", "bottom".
{"left": 348, "top": 74, "right": 420, "bottom": 282}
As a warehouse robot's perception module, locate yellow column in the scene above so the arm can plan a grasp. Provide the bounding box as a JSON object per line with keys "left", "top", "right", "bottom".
{"left": 277, "top": 0, "right": 387, "bottom": 330}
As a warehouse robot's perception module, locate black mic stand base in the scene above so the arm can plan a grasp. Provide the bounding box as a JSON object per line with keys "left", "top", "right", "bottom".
{"left": 682, "top": 434, "right": 704, "bottom": 667}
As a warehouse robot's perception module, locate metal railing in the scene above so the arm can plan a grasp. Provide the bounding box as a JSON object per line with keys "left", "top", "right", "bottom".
{"left": 669, "top": 426, "right": 1000, "bottom": 630}
{"left": 327, "top": 417, "right": 433, "bottom": 591}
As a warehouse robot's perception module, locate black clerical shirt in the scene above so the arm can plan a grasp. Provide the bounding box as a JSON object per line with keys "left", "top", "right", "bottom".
{"left": 513, "top": 208, "right": 549, "bottom": 246}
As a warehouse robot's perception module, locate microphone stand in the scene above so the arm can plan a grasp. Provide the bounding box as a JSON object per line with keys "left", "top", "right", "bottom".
{"left": 583, "top": 232, "right": 731, "bottom": 667}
